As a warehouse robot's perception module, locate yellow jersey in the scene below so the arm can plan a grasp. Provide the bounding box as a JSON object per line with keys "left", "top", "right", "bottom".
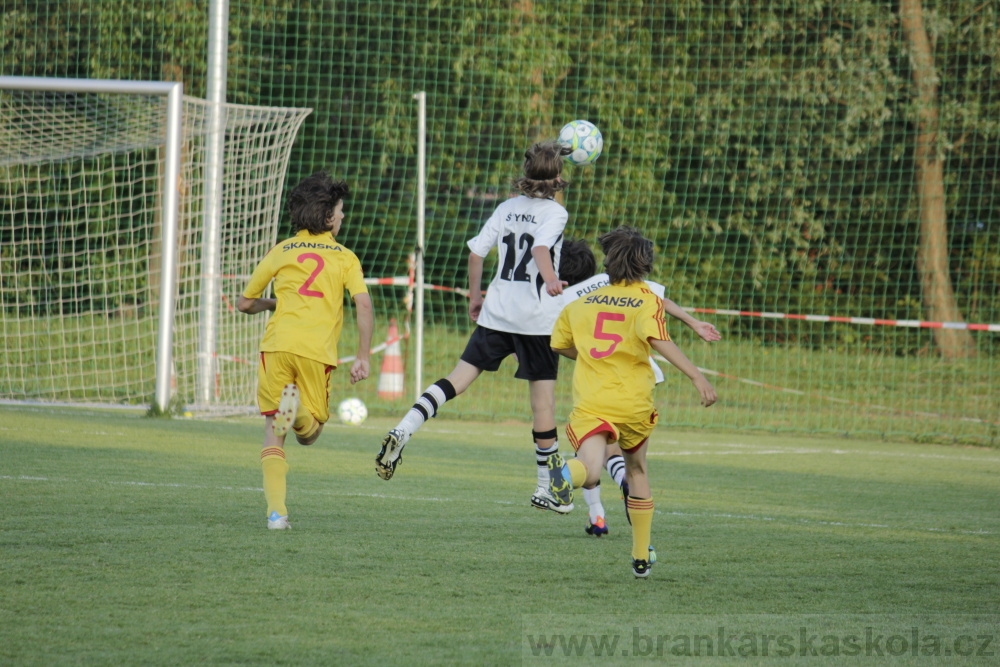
{"left": 242, "top": 229, "right": 368, "bottom": 366}
{"left": 551, "top": 281, "right": 669, "bottom": 422}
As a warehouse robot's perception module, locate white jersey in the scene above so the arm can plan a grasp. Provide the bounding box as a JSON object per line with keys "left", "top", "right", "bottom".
{"left": 558, "top": 273, "right": 667, "bottom": 384}
{"left": 467, "top": 195, "right": 568, "bottom": 335}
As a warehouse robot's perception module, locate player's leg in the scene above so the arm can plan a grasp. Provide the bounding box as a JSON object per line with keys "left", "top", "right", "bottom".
{"left": 391, "top": 361, "right": 480, "bottom": 439}
{"left": 570, "top": 434, "right": 605, "bottom": 487}
{"left": 527, "top": 379, "right": 566, "bottom": 510}
{"left": 378, "top": 327, "right": 505, "bottom": 480}
{"left": 513, "top": 334, "right": 570, "bottom": 513}
{"left": 257, "top": 353, "right": 292, "bottom": 529}
{"left": 602, "top": 444, "right": 629, "bottom": 523}
{"left": 622, "top": 439, "right": 654, "bottom": 578}
{"left": 547, "top": 412, "right": 617, "bottom": 512}
{"left": 582, "top": 440, "right": 620, "bottom": 536}
{"left": 605, "top": 446, "right": 627, "bottom": 487}
{"left": 375, "top": 362, "right": 480, "bottom": 480}
{"left": 582, "top": 484, "right": 607, "bottom": 535}
{"left": 547, "top": 430, "right": 605, "bottom": 511}
{"left": 292, "top": 358, "right": 333, "bottom": 446}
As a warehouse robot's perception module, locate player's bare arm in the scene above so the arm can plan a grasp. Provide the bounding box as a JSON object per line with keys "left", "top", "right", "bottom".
{"left": 350, "top": 292, "right": 374, "bottom": 384}
{"left": 531, "top": 245, "right": 565, "bottom": 296}
{"left": 552, "top": 346, "right": 578, "bottom": 360}
{"left": 661, "top": 297, "right": 721, "bottom": 342}
{"left": 467, "top": 251, "right": 485, "bottom": 321}
{"left": 236, "top": 295, "right": 276, "bottom": 314}
{"left": 649, "top": 338, "right": 717, "bottom": 407}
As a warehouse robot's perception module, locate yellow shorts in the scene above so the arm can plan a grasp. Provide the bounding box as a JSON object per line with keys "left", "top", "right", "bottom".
{"left": 257, "top": 351, "right": 333, "bottom": 424}
{"left": 564, "top": 407, "right": 659, "bottom": 452}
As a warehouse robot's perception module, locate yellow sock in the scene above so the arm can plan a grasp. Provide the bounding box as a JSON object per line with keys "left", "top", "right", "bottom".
{"left": 261, "top": 447, "right": 289, "bottom": 517}
{"left": 567, "top": 458, "right": 587, "bottom": 488}
{"left": 626, "top": 496, "right": 654, "bottom": 561}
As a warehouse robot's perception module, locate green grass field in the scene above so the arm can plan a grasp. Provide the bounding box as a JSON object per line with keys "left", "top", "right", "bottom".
{"left": 1, "top": 405, "right": 998, "bottom": 665}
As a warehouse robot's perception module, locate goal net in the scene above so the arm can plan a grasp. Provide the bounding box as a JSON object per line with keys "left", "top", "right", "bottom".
{"left": 0, "top": 84, "right": 311, "bottom": 411}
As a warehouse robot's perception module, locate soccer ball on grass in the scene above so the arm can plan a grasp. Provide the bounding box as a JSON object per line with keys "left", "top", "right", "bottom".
{"left": 557, "top": 120, "right": 603, "bottom": 165}
{"left": 337, "top": 397, "right": 368, "bottom": 426}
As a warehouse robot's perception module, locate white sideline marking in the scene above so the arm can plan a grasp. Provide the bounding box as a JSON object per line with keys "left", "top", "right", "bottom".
{"left": 1, "top": 474, "right": 993, "bottom": 536}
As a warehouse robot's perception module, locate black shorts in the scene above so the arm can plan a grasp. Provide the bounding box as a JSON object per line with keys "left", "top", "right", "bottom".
{"left": 460, "top": 326, "right": 559, "bottom": 381}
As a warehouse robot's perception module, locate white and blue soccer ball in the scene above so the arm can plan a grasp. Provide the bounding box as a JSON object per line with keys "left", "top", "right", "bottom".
{"left": 557, "top": 119, "right": 603, "bottom": 165}
{"left": 337, "top": 397, "right": 368, "bottom": 426}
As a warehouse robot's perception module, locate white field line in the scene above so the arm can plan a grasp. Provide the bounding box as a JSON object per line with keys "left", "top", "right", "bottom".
{"left": 1, "top": 474, "right": 994, "bottom": 536}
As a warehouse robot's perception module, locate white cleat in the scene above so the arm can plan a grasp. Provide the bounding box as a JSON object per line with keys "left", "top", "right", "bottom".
{"left": 530, "top": 486, "right": 574, "bottom": 514}
{"left": 267, "top": 511, "right": 291, "bottom": 530}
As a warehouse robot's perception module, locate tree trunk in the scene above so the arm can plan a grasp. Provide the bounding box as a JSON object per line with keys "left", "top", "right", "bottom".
{"left": 899, "top": 0, "right": 977, "bottom": 359}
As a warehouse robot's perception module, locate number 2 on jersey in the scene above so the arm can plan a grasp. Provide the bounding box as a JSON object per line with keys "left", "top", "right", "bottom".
{"left": 590, "top": 311, "right": 625, "bottom": 358}
{"left": 297, "top": 253, "right": 325, "bottom": 298}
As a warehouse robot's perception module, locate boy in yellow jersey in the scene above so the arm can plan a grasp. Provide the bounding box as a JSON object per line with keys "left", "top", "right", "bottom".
{"left": 548, "top": 226, "right": 717, "bottom": 577}
{"left": 237, "top": 172, "right": 374, "bottom": 530}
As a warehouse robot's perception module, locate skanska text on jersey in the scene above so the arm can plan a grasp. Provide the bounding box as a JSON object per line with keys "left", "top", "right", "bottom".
{"left": 282, "top": 241, "right": 343, "bottom": 252}
{"left": 583, "top": 294, "right": 645, "bottom": 308}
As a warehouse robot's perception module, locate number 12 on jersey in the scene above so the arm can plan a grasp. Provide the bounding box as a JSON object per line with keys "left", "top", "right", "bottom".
{"left": 499, "top": 232, "right": 534, "bottom": 282}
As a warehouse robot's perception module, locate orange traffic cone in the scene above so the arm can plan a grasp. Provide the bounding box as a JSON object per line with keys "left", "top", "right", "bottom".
{"left": 377, "top": 318, "right": 405, "bottom": 400}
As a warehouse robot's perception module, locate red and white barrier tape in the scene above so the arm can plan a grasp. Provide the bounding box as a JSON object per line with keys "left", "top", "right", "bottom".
{"left": 688, "top": 308, "right": 1000, "bottom": 332}
{"left": 372, "top": 277, "right": 999, "bottom": 331}
{"left": 225, "top": 272, "right": 997, "bottom": 331}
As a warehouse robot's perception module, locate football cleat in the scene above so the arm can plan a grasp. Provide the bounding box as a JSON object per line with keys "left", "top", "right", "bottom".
{"left": 267, "top": 511, "right": 291, "bottom": 530}
{"left": 648, "top": 545, "right": 657, "bottom": 564}
{"left": 585, "top": 516, "right": 608, "bottom": 537}
{"left": 546, "top": 452, "right": 574, "bottom": 509}
{"left": 375, "top": 428, "right": 409, "bottom": 480}
{"left": 531, "top": 486, "right": 574, "bottom": 514}
{"left": 272, "top": 384, "right": 299, "bottom": 438}
{"left": 632, "top": 558, "right": 652, "bottom": 578}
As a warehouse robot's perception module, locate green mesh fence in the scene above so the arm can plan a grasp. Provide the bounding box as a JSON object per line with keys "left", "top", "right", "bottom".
{"left": 1, "top": 1, "right": 997, "bottom": 444}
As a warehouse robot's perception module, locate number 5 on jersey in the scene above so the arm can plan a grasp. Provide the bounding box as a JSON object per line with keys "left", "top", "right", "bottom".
{"left": 590, "top": 312, "right": 624, "bottom": 358}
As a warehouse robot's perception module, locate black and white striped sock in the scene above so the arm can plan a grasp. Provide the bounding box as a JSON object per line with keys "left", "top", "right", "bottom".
{"left": 534, "top": 428, "right": 559, "bottom": 488}
{"left": 606, "top": 454, "right": 626, "bottom": 488}
{"left": 397, "top": 379, "right": 456, "bottom": 435}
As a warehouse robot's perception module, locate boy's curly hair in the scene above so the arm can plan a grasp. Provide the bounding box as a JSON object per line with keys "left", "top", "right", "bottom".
{"left": 287, "top": 172, "right": 350, "bottom": 234}
{"left": 599, "top": 226, "right": 654, "bottom": 285}
{"left": 513, "top": 141, "right": 571, "bottom": 199}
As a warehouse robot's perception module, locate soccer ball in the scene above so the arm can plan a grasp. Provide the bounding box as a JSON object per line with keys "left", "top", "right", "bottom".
{"left": 337, "top": 397, "right": 368, "bottom": 426}
{"left": 557, "top": 119, "right": 603, "bottom": 165}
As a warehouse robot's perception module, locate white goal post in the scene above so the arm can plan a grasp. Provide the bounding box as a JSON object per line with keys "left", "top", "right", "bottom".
{"left": 0, "top": 76, "right": 311, "bottom": 413}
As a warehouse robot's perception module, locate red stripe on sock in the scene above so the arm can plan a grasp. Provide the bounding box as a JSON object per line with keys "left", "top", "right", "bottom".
{"left": 626, "top": 497, "right": 654, "bottom": 511}
{"left": 261, "top": 447, "right": 285, "bottom": 460}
